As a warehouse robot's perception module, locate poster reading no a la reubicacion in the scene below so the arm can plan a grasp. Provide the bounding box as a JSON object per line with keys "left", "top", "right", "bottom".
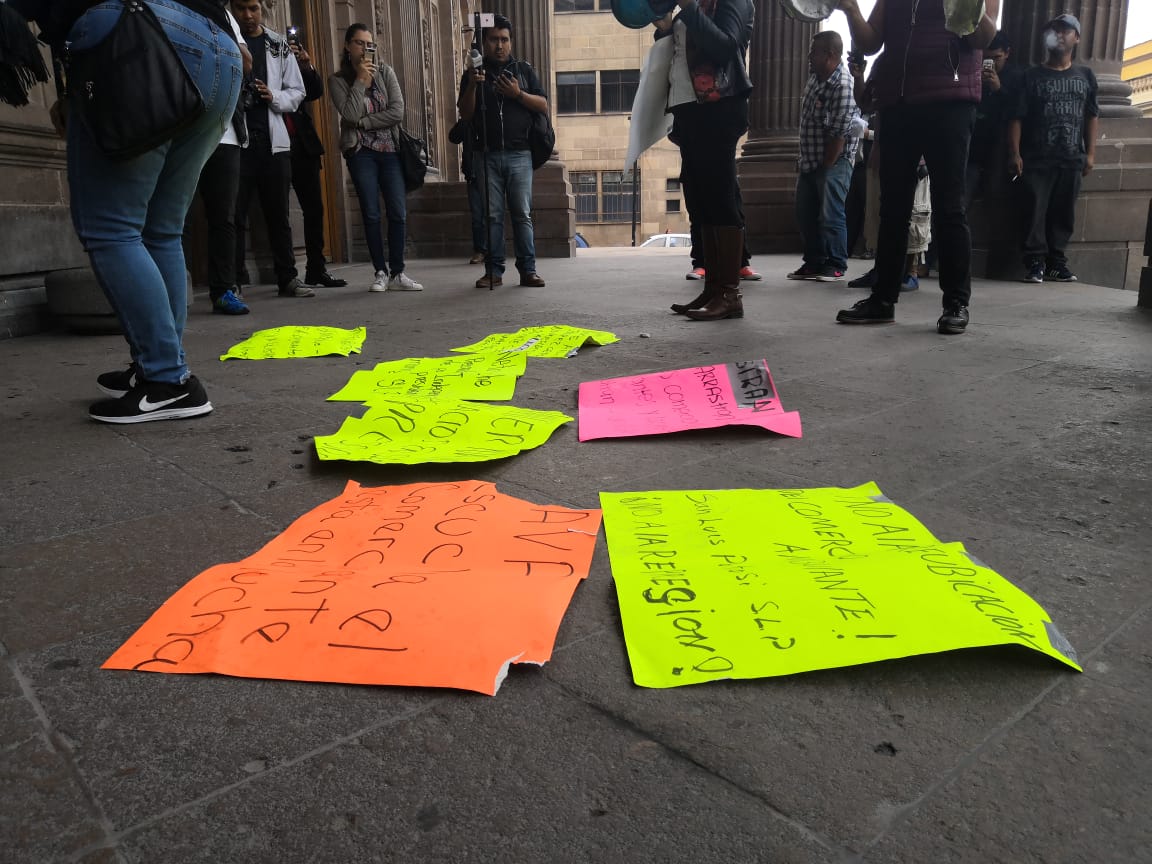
{"left": 600, "top": 484, "right": 1080, "bottom": 688}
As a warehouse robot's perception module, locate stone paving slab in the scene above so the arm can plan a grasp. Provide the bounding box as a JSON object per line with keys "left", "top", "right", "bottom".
{"left": 1, "top": 249, "right": 1150, "bottom": 862}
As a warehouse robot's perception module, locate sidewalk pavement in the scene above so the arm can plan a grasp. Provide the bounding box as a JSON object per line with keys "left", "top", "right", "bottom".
{"left": 2, "top": 249, "right": 1151, "bottom": 864}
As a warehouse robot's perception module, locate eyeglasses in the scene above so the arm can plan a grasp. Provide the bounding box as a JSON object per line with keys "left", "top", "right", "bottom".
{"left": 350, "top": 38, "right": 370, "bottom": 47}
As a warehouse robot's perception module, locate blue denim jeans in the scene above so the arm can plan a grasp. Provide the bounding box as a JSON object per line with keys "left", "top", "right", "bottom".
{"left": 795, "top": 156, "right": 853, "bottom": 270}
{"left": 467, "top": 172, "right": 486, "bottom": 253}
{"left": 473, "top": 149, "right": 535, "bottom": 277}
{"left": 67, "top": 0, "right": 241, "bottom": 384}
{"left": 345, "top": 148, "right": 407, "bottom": 275}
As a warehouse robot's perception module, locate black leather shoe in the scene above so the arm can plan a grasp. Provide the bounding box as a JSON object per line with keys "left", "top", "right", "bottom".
{"left": 304, "top": 271, "right": 348, "bottom": 288}
{"left": 937, "top": 304, "right": 969, "bottom": 334}
{"left": 836, "top": 296, "right": 895, "bottom": 324}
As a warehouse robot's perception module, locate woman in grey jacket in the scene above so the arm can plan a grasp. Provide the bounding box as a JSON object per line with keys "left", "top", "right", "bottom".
{"left": 329, "top": 23, "right": 422, "bottom": 292}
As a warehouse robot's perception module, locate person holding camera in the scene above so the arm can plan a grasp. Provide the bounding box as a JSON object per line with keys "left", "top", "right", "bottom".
{"left": 329, "top": 24, "right": 423, "bottom": 293}
{"left": 456, "top": 13, "right": 548, "bottom": 290}
{"left": 285, "top": 30, "right": 346, "bottom": 290}
{"left": 230, "top": 0, "right": 309, "bottom": 298}
{"left": 834, "top": 0, "right": 1000, "bottom": 335}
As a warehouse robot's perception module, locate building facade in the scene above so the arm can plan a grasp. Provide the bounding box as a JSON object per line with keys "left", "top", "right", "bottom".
{"left": 1122, "top": 40, "right": 1152, "bottom": 117}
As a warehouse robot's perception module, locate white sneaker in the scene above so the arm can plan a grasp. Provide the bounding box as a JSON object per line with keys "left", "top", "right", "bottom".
{"left": 369, "top": 270, "right": 388, "bottom": 292}
{"left": 388, "top": 272, "right": 423, "bottom": 291}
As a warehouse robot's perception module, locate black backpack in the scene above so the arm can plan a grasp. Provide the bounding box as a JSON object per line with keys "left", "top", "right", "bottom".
{"left": 513, "top": 61, "right": 555, "bottom": 170}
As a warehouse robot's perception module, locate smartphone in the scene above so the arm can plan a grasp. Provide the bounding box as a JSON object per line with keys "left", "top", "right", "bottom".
{"left": 982, "top": 58, "right": 995, "bottom": 71}
{"left": 287, "top": 25, "right": 300, "bottom": 46}
{"left": 365, "top": 42, "right": 376, "bottom": 59}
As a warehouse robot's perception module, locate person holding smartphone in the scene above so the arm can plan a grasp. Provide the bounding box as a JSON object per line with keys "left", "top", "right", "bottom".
{"left": 284, "top": 28, "right": 347, "bottom": 290}
{"left": 456, "top": 13, "right": 549, "bottom": 290}
{"left": 329, "top": 24, "right": 423, "bottom": 293}
{"left": 966, "top": 31, "right": 1018, "bottom": 209}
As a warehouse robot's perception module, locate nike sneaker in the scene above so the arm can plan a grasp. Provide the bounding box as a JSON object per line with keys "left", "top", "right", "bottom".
{"left": 96, "top": 362, "right": 138, "bottom": 398}
{"left": 89, "top": 375, "right": 213, "bottom": 424}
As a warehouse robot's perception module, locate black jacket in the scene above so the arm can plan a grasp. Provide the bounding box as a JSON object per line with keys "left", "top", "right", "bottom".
{"left": 655, "top": 0, "right": 754, "bottom": 100}
{"left": 288, "top": 61, "right": 325, "bottom": 158}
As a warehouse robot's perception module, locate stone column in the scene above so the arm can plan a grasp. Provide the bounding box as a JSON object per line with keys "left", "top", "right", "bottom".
{"left": 1001, "top": 0, "right": 1139, "bottom": 117}
{"left": 739, "top": 3, "right": 817, "bottom": 253}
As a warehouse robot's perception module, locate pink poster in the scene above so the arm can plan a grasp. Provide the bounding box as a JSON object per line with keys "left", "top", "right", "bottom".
{"left": 578, "top": 360, "right": 802, "bottom": 441}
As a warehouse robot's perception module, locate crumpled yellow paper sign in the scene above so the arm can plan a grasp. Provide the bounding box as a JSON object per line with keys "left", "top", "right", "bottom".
{"left": 316, "top": 397, "right": 572, "bottom": 465}
{"left": 600, "top": 483, "right": 1081, "bottom": 688}
{"left": 452, "top": 325, "right": 618, "bottom": 358}
{"left": 221, "top": 326, "right": 366, "bottom": 360}
{"left": 328, "top": 353, "right": 527, "bottom": 402}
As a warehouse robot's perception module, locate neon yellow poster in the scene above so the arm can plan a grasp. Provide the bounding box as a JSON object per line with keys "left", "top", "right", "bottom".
{"left": 600, "top": 485, "right": 1080, "bottom": 688}
{"left": 221, "top": 326, "right": 366, "bottom": 360}
{"left": 328, "top": 354, "right": 527, "bottom": 402}
{"left": 316, "top": 397, "right": 572, "bottom": 465}
{"left": 452, "top": 325, "right": 618, "bottom": 358}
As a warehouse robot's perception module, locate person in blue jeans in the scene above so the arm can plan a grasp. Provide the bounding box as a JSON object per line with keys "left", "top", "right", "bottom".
{"left": 456, "top": 13, "right": 547, "bottom": 290}
{"left": 329, "top": 23, "right": 423, "bottom": 293}
{"left": 9, "top": 0, "right": 242, "bottom": 422}
{"left": 787, "top": 31, "right": 859, "bottom": 284}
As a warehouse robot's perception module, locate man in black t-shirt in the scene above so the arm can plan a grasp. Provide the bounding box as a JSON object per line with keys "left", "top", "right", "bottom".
{"left": 456, "top": 14, "right": 549, "bottom": 290}
{"left": 1009, "top": 13, "right": 1098, "bottom": 284}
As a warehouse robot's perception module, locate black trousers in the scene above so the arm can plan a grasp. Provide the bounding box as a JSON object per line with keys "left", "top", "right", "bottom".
{"left": 235, "top": 147, "right": 297, "bottom": 287}
{"left": 195, "top": 143, "right": 240, "bottom": 301}
{"left": 1019, "top": 159, "right": 1082, "bottom": 268}
{"left": 874, "top": 101, "right": 975, "bottom": 307}
{"left": 674, "top": 96, "right": 748, "bottom": 229}
{"left": 845, "top": 156, "right": 868, "bottom": 256}
{"left": 687, "top": 190, "right": 751, "bottom": 268}
{"left": 291, "top": 151, "right": 327, "bottom": 277}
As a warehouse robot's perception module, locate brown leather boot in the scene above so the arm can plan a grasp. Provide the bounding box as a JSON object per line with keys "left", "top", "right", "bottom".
{"left": 671, "top": 226, "right": 715, "bottom": 313}
{"left": 670, "top": 287, "right": 714, "bottom": 315}
{"left": 687, "top": 225, "right": 744, "bottom": 320}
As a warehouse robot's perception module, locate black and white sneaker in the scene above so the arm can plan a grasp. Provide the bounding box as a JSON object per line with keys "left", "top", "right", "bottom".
{"left": 89, "top": 375, "right": 213, "bottom": 424}
{"left": 96, "top": 363, "right": 139, "bottom": 398}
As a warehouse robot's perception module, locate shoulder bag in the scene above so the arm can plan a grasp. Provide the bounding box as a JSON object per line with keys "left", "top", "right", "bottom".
{"left": 397, "top": 126, "right": 427, "bottom": 192}
{"left": 66, "top": 0, "right": 205, "bottom": 161}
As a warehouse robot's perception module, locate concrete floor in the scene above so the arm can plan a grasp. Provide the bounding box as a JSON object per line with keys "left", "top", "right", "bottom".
{"left": 2, "top": 248, "right": 1151, "bottom": 863}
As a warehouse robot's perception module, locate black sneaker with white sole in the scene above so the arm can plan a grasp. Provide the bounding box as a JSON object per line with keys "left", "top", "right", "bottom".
{"left": 96, "top": 363, "right": 139, "bottom": 398}
{"left": 89, "top": 375, "right": 213, "bottom": 424}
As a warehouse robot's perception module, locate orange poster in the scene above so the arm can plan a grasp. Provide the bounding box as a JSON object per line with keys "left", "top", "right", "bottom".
{"left": 103, "top": 481, "right": 602, "bottom": 695}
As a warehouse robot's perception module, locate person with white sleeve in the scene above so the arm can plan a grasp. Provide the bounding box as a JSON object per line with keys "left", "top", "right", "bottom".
{"left": 230, "top": 0, "right": 309, "bottom": 298}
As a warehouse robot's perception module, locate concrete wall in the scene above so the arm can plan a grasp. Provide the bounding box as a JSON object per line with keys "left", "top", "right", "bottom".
{"left": 0, "top": 73, "right": 87, "bottom": 338}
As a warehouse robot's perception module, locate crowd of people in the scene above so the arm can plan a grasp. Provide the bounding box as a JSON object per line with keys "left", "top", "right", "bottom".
{"left": 1, "top": 0, "right": 1101, "bottom": 425}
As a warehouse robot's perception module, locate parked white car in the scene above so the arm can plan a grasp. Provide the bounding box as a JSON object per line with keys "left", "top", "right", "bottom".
{"left": 639, "top": 233, "right": 692, "bottom": 248}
